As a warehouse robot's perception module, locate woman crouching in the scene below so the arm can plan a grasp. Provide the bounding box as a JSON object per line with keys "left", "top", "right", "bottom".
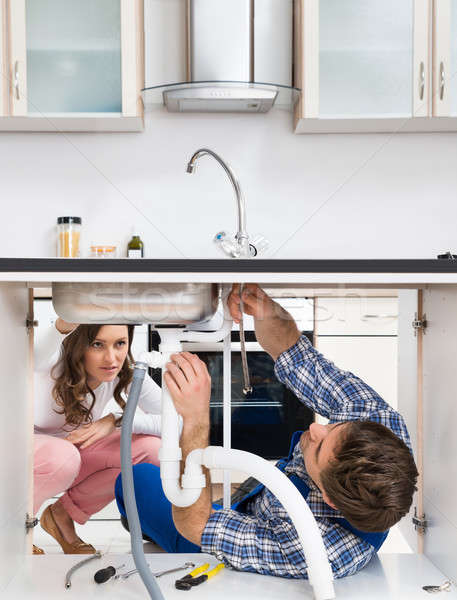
{"left": 33, "top": 318, "right": 162, "bottom": 554}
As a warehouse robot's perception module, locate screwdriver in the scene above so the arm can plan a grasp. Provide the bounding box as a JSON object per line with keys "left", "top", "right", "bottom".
{"left": 94, "top": 564, "right": 125, "bottom": 584}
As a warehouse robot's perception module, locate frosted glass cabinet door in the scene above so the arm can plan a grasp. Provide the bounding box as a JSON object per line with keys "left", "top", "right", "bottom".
{"left": 319, "top": 0, "right": 414, "bottom": 118}
{"left": 25, "top": 0, "right": 122, "bottom": 114}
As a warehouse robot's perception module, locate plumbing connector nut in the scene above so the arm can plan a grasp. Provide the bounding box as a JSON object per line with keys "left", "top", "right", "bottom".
{"left": 159, "top": 447, "right": 183, "bottom": 462}
{"left": 181, "top": 473, "right": 206, "bottom": 489}
{"left": 138, "top": 351, "right": 165, "bottom": 369}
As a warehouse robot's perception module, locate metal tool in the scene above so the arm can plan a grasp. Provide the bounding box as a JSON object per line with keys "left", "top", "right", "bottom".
{"left": 423, "top": 580, "right": 452, "bottom": 593}
{"left": 239, "top": 283, "right": 253, "bottom": 395}
{"left": 94, "top": 563, "right": 126, "bottom": 584}
{"left": 114, "top": 566, "right": 149, "bottom": 581}
{"left": 175, "top": 563, "right": 225, "bottom": 591}
{"left": 65, "top": 551, "right": 102, "bottom": 589}
{"left": 115, "top": 562, "right": 195, "bottom": 582}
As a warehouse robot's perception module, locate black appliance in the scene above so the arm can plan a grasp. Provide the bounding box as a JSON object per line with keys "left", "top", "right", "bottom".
{"left": 149, "top": 328, "right": 314, "bottom": 461}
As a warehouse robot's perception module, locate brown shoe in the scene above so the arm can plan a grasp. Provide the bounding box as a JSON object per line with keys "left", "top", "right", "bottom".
{"left": 40, "top": 505, "right": 96, "bottom": 555}
{"left": 33, "top": 545, "right": 45, "bottom": 555}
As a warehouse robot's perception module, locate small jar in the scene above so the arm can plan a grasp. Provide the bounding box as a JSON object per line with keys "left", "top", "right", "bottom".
{"left": 90, "top": 245, "right": 117, "bottom": 258}
{"left": 57, "top": 217, "right": 81, "bottom": 258}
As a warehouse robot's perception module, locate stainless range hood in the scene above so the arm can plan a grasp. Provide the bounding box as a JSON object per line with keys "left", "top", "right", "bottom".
{"left": 142, "top": 0, "right": 299, "bottom": 113}
{"left": 163, "top": 84, "right": 278, "bottom": 114}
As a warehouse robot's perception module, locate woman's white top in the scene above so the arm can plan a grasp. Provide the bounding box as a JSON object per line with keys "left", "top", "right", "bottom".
{"left": 34, "top": 325, "right": 166, "bottom": 439}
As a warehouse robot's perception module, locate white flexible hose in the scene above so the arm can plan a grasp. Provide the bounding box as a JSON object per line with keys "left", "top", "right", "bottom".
{"left": 185, "top": 446, "right": 336, "bottom": 600}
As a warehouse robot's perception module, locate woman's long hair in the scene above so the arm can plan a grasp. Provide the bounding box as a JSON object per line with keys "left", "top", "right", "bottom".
{"left": 51, "top": 324, "right": 135, "bottom": 429}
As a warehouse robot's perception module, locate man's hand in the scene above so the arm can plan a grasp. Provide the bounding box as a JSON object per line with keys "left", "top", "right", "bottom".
{"left": 164, "top": 352, "right": 211, "bottom": 431}
{"left": 227, "top": 284, "right": 301, "bottom": 360}
{"left": 227, "top": 283, "right": 278, "bottom": 324}
{"left": 65, "top": 414, "right": 116, "bottom": 449}
{"left": 164, "top": 352, "right": 212, "bottom": 547}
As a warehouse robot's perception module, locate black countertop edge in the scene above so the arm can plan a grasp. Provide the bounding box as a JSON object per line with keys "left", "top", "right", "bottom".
{"left": 1, "top": 258, "right": 457, "bottom": 273}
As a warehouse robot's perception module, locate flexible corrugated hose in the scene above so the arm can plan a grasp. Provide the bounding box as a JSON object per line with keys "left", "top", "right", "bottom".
{"left": 120, "top": 363, "right": 165, "bottom": 600}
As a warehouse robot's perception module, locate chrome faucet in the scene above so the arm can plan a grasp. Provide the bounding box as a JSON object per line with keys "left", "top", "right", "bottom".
{"left": 187, "top": 148, "right": 264, "bottom": 394}
{"left": 186, "top": 148, "right": 266, "bottom": 259}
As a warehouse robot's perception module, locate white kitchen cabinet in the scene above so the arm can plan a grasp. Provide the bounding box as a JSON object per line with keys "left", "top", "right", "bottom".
{"left": 315, "top": 297, "right": 398, "bottom": 336}
{"left": 0, "top": 283, "right": 31, "bottom": 591}
{"left": 433, "top": 0, "right": 457, "bottom": 117}
{"left": 294, "top": 0, "right": 457, "bottom": 133}
{"left": 0, "top": 1, "right": 7, "bottom": 117}
{"left": 451, "top": 1, "right": 457, "bottom": 116}
{"left": 315, "top": 297, "right": 398, "bottom": 410}
{"left": 0, "top": 0, "right": 144, "bottom": 132}
{"left": 317, "top": 337, "right": 398, "bottom": 409}
{"left": 2, "top": 266, "right": 457, "bottom": 598}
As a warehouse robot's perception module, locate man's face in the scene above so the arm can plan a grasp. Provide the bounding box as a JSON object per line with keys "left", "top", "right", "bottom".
{"left": 300, "top": 422, "right": 346, "bottom": 509}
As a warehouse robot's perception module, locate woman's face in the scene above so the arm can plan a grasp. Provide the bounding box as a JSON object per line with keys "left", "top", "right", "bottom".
{"left": 83, "top": 325, "right": 130, "bottom": 388}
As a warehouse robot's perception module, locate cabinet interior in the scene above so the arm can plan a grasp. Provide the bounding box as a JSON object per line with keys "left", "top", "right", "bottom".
{"left": 1, "top": 280, "right": 457, "bottom": 598}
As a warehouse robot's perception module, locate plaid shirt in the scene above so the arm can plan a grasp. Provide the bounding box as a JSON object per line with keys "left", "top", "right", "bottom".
{"left": 201, "top": 334, "right": 412, "bottom": 579}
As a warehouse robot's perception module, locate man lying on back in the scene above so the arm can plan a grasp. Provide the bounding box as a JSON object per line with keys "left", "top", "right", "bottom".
{"left": 116, "top": 284, "right": 418, "bottom": 579}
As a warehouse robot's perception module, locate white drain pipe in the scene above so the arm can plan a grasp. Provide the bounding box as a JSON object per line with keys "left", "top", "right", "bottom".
{"left": 140, "top": 302, "right": 233, "bottom": 507}
{"left": 184, "top": 446, "right": 336, "bottom": 600}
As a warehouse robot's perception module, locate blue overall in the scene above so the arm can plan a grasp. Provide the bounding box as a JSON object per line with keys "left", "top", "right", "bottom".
{"left": 115, "top": 431, "right": 388, "bottom": 555}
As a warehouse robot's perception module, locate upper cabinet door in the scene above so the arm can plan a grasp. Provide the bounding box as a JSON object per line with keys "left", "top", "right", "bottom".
{"left": 25, "top": 0, "right": 123, "bottom": 115}
{"left": 295, "top": 0, "right": 430, "bottom": 132}
{"left": 319, "top": 0, "right": 418, "bottom": 118}
{"left": 0, "top": 0, "right": 7, "bottom": 116}
{"left": 5, "top": 0, "right": 143, "bottom": 131}
{"left": 9, "top": 0, "right": 28, "bottom": 116}
{"left": 433, "top": 0, "right": 457, "bottom": 117}
{"left": 451, "top": 1, "right": 457, "bottom": 116}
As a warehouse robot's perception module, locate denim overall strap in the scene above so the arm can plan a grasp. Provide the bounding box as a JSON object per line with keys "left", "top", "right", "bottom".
{"left": 232, "top": 431, "right": 306, "bottom": 512}
{"left": 334, "top": 519, "right": 388, "bottom": 552}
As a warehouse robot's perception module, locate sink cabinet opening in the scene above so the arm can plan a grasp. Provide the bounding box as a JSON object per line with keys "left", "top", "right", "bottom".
{"left": 1, "top": 279, "right": 456, "bottom": 599}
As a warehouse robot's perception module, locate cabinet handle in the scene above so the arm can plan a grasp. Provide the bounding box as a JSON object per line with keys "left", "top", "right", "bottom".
{"left": 13, "top": 61, "right": 20, "bottom": 100}
{"left": 362, "top": 314, "right": 398, "bottom": 320}
{"left": 419, "top": 61, "right": 425, "bottom": 101}
{"left": 439, "top": 61, "right": 445, "bottom": 101}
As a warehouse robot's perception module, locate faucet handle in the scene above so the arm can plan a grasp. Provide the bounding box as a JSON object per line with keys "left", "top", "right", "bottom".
{"left": 248, "top": 235, "right": 269, "bottom": 257}
{"left": 214, "top": 231, "right": 242, "bottom": 258}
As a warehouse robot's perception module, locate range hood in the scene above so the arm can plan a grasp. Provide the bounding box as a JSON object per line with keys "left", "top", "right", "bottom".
{"left": 142, "top": 0, "right": 299, "bottom": 113}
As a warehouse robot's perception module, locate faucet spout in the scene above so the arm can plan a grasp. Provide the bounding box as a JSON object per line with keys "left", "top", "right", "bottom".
{"left": 186, "top": 148, "right": 249, "bottom": 257}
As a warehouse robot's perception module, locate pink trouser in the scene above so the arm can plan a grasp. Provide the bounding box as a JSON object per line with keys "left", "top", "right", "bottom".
{"left": 34, "top": 431, "right": 161, "bottom": 524}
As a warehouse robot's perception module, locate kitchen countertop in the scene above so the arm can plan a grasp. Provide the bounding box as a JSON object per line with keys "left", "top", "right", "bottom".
{"left": 1, "top": 258, "right": 457, "bottom": 285}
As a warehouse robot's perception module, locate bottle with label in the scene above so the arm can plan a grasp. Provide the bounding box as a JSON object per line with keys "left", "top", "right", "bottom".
{"left": 127, "top": 233, "right": 144, "bottom": 258}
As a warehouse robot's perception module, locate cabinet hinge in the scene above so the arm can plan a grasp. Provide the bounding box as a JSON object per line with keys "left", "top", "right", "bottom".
{"left": 412, "top": 507, "right": 428, "bottom": 533}
{"left": 25, "top": 513, "right": 39, "bottom": 531}
{"left": 26, "top": 318, "right": 38, "bottom": 332}
{"left": 412, "top": 313, "right": 427, "bottom": 335}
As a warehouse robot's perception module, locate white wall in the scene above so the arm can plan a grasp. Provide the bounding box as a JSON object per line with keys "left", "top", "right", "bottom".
{"left": 1, "top": 108, "right": 456, "bottom": 260}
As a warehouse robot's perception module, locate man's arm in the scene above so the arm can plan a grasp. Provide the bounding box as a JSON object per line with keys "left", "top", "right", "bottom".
{"left": 164, "top": 351, "right": 213, "bottom": 546}
{"left": 228, "top": 284, "right": 411, "bottom": 450}
{"left": 201, "top": 498, "right": 376, "bottom": 579}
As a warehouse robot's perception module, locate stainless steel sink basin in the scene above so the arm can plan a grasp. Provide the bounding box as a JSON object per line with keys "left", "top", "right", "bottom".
{"left": 52, "top": 282, "right": 220, "bottom": 325}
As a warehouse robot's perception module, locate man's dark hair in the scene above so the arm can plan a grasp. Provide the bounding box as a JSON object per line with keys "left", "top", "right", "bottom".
{"left": 320, "top": 420, "right": 418, "bottom": 533}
